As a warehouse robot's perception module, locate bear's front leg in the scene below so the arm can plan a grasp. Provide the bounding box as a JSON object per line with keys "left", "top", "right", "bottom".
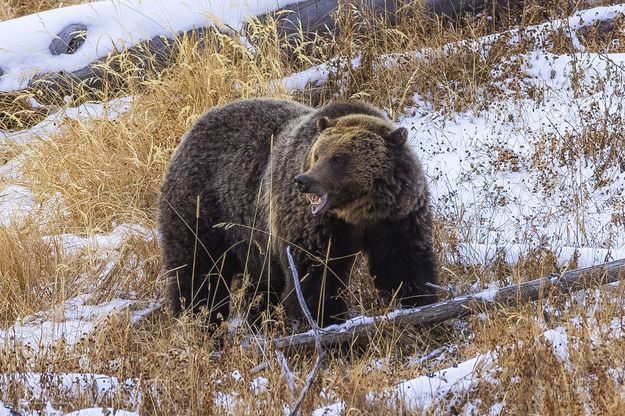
{"left": 281, "top": 248, "right": 353, "bottom": 328}
{"left": 364, "top": 209, "right": 438, "bottom": 308}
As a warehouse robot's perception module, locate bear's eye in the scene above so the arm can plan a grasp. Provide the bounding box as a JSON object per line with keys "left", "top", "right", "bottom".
{"left": 330, "top": 154, "right": 348, "bottom": 165}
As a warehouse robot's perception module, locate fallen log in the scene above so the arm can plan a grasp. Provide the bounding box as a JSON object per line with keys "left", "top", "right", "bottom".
{"left": 29, "top": 27, "right": 211, "bottom": 105}
{"left": 25, "top": 0, "right": 490, "bottom": 105}
{"left": 21, "top": 1, "right": 624, "bottom": 107}
{"left": 265, "top": 0, "right": 502, "bottom": 38}
{"left": 262, "top": 257, "right": 625, "bottom": 350}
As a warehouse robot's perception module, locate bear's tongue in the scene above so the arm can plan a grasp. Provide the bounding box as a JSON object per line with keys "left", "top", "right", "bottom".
{"left": 308, "top": 193, "right": 329, "bottom": 215}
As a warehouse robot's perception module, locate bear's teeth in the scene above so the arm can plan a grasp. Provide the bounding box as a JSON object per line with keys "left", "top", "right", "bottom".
{"left": 311, "top": 193, "right": 328, "bottom": 215}
{"left": 307, "top": 194, "right": 321, "bottom": 206}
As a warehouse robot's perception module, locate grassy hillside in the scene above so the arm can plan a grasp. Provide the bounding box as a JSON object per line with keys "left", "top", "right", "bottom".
{"left": 1, "top": 0, "right": 624, "bottom": 414}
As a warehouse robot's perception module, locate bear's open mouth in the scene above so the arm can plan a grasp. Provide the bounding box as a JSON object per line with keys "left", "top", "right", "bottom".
{"left": 306, "top": 193, "right": 329, "bottom": 215}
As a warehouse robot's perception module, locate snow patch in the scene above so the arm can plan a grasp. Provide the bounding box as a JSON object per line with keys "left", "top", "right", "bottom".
{"left": 250, "top": 376, "right": 269, "bottom": 394}
{"left": 543, "top": 326, "right": 571, "bottom": 366}
{"left": 44, "top": 223, "right": 155, "bottom": 256}
{"left": 386, "top": 354, "right": 493, "bottom": 411}
{"left": 64, "top": 408, "right": 138, "bottom": 416}
{"left": 312, "top": 401, "right": 345, "bottom": 416}
{"left": 0, "top": 294, "right": 156, "bottom": 352}
{"left": 1, "top": 97, "right": 134, "bottom": 145}
{"left": 0, "top": 185, "right": 35, "bottom": 225}
{"left": 0, "top": 372, "right": 138, "bottom": 414}
{"left": 0, "top": 0, "right": 306, "bottom": 92}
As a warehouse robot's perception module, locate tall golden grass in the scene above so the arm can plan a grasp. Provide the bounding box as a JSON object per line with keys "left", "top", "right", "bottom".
{"left": 0, "top": 0, "right": 623, "bottom": 414}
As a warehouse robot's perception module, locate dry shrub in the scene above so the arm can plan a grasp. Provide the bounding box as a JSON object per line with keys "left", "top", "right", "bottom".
{"left": 577, "top": 14, "right": 625, "bottom": 53}
{"left": 466, "top": 284, "right": 625, "bottom": 415}
{"left": 0, "top": 92, "right": 49, "bottom": 131}
{"left": 59, "top": 312, "right": 294, "bottom": 414}
{"left": 0, "top": 218, "right": 160, "bottom": 327}
{"left": 303, "top": 1, "right": 529, "bottom": 115}
{"left": 303, "top": 0, "right": 618, "bottom": 115}
{"left": 86, "top": 234, "right": 161, "bottom": 304}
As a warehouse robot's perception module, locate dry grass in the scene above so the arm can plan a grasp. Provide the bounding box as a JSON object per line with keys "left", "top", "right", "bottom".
{"left": 0, "top": 0, "right": 87, "bottom": 21}
{"left": 0, "top": 219, "right": 65, "bottom": 324}
{"left": 19, "top": 29, "right": 290, "bottom": 232}
{"left": 465, "top": 284, "right": 625, "bottom": 415}
{"left": 0, "top": 0, "right": 624, "bottom": 414}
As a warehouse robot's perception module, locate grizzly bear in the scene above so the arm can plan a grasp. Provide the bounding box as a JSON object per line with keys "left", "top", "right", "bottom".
{"left": 158, "top": 98, "right": 437, "bottom": 328}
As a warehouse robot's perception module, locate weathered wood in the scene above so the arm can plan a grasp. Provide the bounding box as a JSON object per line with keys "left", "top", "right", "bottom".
{"left": 49, "top": 23, "right": 87, "bottom": 55}
{"left": 266, "top": 0, "right": 401, "bottom": 38}
{"left": 263, "top": 258, "right": 625, "bottom": 350}
{"left": 269, "top": 0, "right": 491, "bottom": 38}
{"left": 425, "top": 0, "right": 487, "bottom": 18}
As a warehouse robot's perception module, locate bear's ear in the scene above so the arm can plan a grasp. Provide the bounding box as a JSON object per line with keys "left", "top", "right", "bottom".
{"left": 385, "top": 127, "right": 408, "bottom": 147}
{"left": 316, "top": 116, "right": 335, "bottom": 132}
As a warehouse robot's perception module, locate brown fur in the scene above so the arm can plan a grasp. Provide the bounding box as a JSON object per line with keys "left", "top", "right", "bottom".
{"left": 159, "top": 98, "right": 438, "bottom": 328}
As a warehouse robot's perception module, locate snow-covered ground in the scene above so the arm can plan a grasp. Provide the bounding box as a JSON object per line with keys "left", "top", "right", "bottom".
{"left": 0, "top": 293, "right": 159, "bottom": 353}
{"left": 0, "top": 373, "right": 138, "bottom": 415}
{"left": 1, "top": 1, "right": 625, "bottom": 415}
{"left": 0, "top": 96, "right": 152, "bottom": 414}
{"left": 314, "top": 314, "right": 625, "bottom": 415}
{"left": 0, "top": 0, "right": 304, "bottom": 92}
{"left": 408, "top": 47, "right": 625, "bottom": 267}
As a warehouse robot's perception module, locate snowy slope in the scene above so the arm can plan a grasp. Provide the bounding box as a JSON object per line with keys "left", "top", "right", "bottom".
{"left": 405, "top": 49, "right": 625, "bottom": 267}
{"left": 393, "top": 5, "right": 625, "bottom": 268}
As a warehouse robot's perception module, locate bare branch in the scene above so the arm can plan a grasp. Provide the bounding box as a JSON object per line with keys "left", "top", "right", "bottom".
{"left": 286, "top": 245, "right": 326, "bottom": 416}
{"left": 250, "top": 361, "right": 269, "bottom": 374}
{"left": 287, "top": 246, "right": 322, "bottom": 337}
{"left": 276, "top": 350, "right": 296, "bottom": 393}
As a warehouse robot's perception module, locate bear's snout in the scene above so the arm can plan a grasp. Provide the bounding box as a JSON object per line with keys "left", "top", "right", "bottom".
{"left": 294, "top": 174, "right": 311, "bottom": 192}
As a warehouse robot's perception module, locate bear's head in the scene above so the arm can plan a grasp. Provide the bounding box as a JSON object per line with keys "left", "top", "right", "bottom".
{"left": 294, "top": 114, "right": 425, "bottom": 224}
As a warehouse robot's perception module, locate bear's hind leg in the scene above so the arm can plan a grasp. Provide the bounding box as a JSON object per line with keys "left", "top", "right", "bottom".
{"left": 165, "top": 233, "right": 239, "bottom": 326}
